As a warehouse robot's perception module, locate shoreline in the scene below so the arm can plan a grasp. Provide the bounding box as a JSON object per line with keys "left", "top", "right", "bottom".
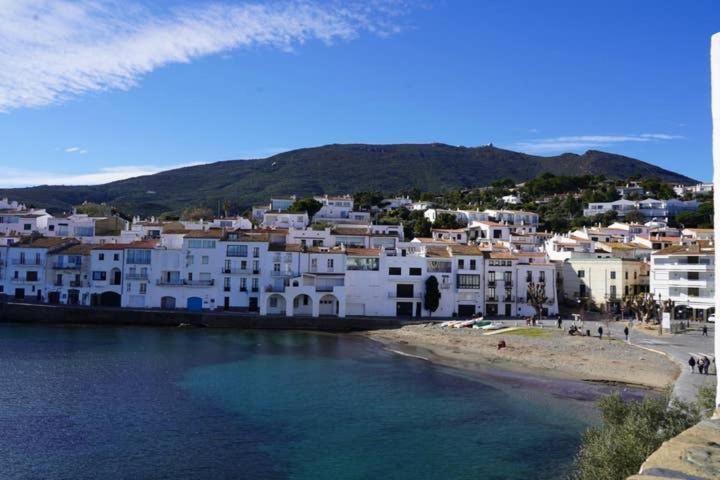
{"left": 359, "top": 324, "right": 681, "bottom": 392}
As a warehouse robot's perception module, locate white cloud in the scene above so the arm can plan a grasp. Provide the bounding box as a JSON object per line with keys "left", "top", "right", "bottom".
{"left": 0, "top": 163, "right": 201, "bottom": 187}
{"left": 64, "top": 146, "right": 87, "bottom": 154}
{"left": 0, "top": 0, "right": 407, "bottom": 111}
{"left": 514, "top": 133, "right": 684, "bottom": 153}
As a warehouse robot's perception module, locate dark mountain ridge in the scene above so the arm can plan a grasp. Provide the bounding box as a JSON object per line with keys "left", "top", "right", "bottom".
{"left": 0, "top": 143, "right": 696, "bottom": 216}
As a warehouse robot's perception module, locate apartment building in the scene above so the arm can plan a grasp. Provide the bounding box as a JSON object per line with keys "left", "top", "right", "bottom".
{"left": 650, "top": 243, "right": 715, "bottom": 321}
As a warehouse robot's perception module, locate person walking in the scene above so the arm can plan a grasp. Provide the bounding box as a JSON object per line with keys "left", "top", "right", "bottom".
{"left": 702, "top": 325, "right": 708, "bottom": 337}
{"left": 697, "top": 357, "right": 705, "bottom": 375}
{"left": 557, "top": 315, "right": 562, "bottom": 329}
{"left": 703, "top": 356, "right": 711, "bottom": 375}
{"left": 598, "top": 326, "right": 603, "bottom": 340}
{"left": 688, "top": 356, "right": 696, "bottom": 373}
{"left": 624, "top": 326, "right": 629, "bottom": 341}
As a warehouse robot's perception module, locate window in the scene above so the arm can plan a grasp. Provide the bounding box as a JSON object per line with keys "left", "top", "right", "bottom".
{"left": 311, "top": 258, "right": 318, "bottom": 270}
{"left": 539, "top": 271, "right": 545, "bottom": 283}
{"left": 139, "top": 283, "right": 147, "bottom": 294}
{"left": 409, "top": 267, "right": 422, "bottom": 276}
{"left": 389, "top": 267, "right": 401, "bottom": 276}
{"left": 347, "top": 257, "right": 379, "bottom": 271}
{"left": 327, "top": 258, "right": 334, "bottom": 269}
{"left": 469, "top": 259, "right": 476, "bottom": 270}
{"left": 99, "top": 253, "right": 105, "bottom": 261}
{"left": 493, "top": 229, "right": 502, "bottom": 239}
{"left": 24, "top": 224, "right": 31, "bottom": 231}
{"left": 578, "top": 270, "right": 585, "bottom": 278}
{"left": 227, "top": 245, "right": 247, "bottom": 257}
{"left": 625, "top": 271, "right": 629, "bottom": 280}
{"left": 224, "top": 278, "right": 230, "bottom": 289}
{"left": 188, "top": 239, "right": 216, "bottom": 249}
{"left": 126, "top": 249, "right": 151, "bottom": 264}
{"left": 92, "top": 271, "right": 107, "bottom": 281}
{"left": 503, "top": 271, "right": 512, "bottom": 282}
{"left": 526, "top": 271, "right": 532, "bottom": 282}
{"left": 688, "top": 287, "right": 699, "bottom": 297}
{"left": 273, "top": 263, "right": 280, "bottom": 272}
{"left": 202, "top": 256, "right": 209, "bottom": 265}
{"left": 26, "top": 271, "right": 38, "bottom": 281}
{"left": 427, "top": 261, "right": 451, "bottom": 273}
{"left": 396, "top": 284, "right": 414, "bottom": 298}
{"left": 113, "top": 254, "right": 120, "bottom": 261}
{"left": 688, "top": 271, "right": 699, "bottom": 280}
{"left": 456, "top": 274, "right": 481, "bottom": 289}
{"left": 610, "top": 271, "right": 616, "bottom": 279}
{"left": 252, "top": 247, "right": 260, "bottom": 258}
{"left": 458, "top": 259, "right": 465, "bottom": 269}
{"left": 488, "top": 271, "right": 496, "bottom": 282}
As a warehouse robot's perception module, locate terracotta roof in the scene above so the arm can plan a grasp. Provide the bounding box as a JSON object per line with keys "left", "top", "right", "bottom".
{"left": 15, "top": 237, "right": 77, "bottom": 249}
{"left": 448, "top": 245, "right": 486, "bottom": 256}
{"left": 184, "top": 229, "right": 224, "bottom": 239}
{"left": 489, "top": 252, "right": 516, "bottom": 259}
{"left": 126, "top": 240, "right": 159, "bottom": 249}
{"left": 346, "top": 247, "right": 381, "bottom": 257}
{"left": 654, "top": 245, "right": 714, "bottom": 256}
{"left": 425, "top": 247, "right": 451, "bottom": 258}
{"left": 55, "top": 244, "right": 93, "bottom": 255}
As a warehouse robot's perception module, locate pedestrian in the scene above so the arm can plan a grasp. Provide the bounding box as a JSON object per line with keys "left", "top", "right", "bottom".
{"left": 697, "top": 357, "right": 705, "bottom": 375}
{"left": 557, "top": 315, "right": 562, "bottom": 329}
{"left": 703, "top": 356, "right": 711, "bottom": 375}
{"left": 598, "top": 326, "right": 603, "bottom": 340}
{"left": 702, "top": 325, "right": 708, "bottom": 337}
{"left": 689, "top": 356, "right": 696, "bottom": 373}
{"left": 624, "top": 326, "right": 629, "bottom": 341}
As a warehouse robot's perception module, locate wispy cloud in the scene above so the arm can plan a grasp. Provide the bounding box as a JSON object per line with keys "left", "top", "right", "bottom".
{"left": 0, "top": 0, "right": 407, "bottom": 111}
{"left": 514, "top": 133, "right": 684, "bottom": 153}
{"left": 64, "top": 146, "right": 87, "bottom": 154}
{"left": 0, "top": 163, "right": 201, "bottom": 187}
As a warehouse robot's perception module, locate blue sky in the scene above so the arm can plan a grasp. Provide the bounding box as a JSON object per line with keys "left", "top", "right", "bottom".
{"left": 0, "top": 0, "right": 718, "bottom": 187}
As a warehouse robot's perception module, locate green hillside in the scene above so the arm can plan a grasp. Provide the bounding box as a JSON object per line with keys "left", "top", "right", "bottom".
{"left": 0, "top": 143, "right": 696, "bottom": 216}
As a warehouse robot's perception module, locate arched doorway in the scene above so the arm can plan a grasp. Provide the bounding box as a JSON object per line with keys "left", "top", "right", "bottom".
{"left": 99, "top": 291, "right": 121, "bottom": 307}
{"left": 187, "top": 297, "right": 203, "bottom": 311}
{"left": 266, "top": 294, "right": 287, "bottom": 315}
{"left": 161, "top": 296, "right": 176, "bottom": 310}
{"left": 292, "top": 294, "right": 313, "bottom": 316}
{"left": 319, "top": 294, "right": 339, "bottom": 316}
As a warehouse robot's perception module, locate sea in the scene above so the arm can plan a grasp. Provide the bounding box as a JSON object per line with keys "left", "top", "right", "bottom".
{"left": 0, "top": 324, "right": 643, "bottom": 480}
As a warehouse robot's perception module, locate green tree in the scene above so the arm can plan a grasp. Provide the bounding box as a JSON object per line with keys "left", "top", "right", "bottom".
{"left": 181, "top": 206, "right": 214, "bottom": 221}
{"left": 424, "top": 275, "right": 441, "bottom": 317}
{"left": 572, "top": 391, "right": 703, "bottom": 480}
{"left": 622, "top": 209, "right": 646, "bottom": 225}
{"left": 433, "top": 212, "right": 464, "bottom": 229}
{"left": 288, "top": 197, "right": 323, "bottom": 221}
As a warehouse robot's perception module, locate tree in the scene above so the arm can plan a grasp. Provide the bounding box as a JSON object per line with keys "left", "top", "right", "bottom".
{"left": 222, "top": 199, "right": 231, "bottom": 218}
{"left": 622, "top": 293, "right": 658, "bottom": 324}
{"left": 433, "top": 212, "right": 464, "bottom": 229}
{"left": 623, "top": 209, "right": 646, "bottom": 225}
{"left": 572, "top": 390, "right": 704, "bottom": 480}
{"left": 288, "top": 197, "right": 323, "bottom": 221}
{"left": 424, "top": 276, "right": 441, "bottom": 317}
{"left": 526, "top": 282, "right": 548, "bottom": 319}
{"left": 181, "top": 206, "right": 214, "bottom": 221}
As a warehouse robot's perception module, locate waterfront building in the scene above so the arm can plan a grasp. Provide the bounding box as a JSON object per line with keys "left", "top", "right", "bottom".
{"left": 650, "top": 242, "right": 715, "bottom": 321}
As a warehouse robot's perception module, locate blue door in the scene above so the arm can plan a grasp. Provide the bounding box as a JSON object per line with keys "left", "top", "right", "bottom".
{"left": 187, "top": 297, "right": 203, "bottom": 311}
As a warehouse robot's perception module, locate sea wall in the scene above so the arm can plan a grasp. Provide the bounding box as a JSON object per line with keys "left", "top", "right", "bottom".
{"left": 0, "top": 302, "right": 409, "bottom": 332}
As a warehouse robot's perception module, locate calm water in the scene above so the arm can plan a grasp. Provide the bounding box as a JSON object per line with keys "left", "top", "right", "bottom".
{"left": 0, "top": 324, "right": 627, "bottom": 479}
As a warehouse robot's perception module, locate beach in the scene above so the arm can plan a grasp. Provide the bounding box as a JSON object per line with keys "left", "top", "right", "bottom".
{"left": 363, "top": 324, "right": 680, "bottom": 390}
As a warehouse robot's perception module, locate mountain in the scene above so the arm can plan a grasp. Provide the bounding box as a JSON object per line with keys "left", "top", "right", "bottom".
{"left": 0, "top": 143, "right": 696, "bottom": 216}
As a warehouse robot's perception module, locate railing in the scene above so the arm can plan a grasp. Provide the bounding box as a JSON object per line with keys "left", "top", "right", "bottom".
{"left": 221, "top": 267, "right": 250, "bottom": 274}
{"left": 11, "top": 259, "right": 42, "bottom": 266}
{"left": 251, "top": 287, "right": 259, "bottom": 293}
{"left": 10, "top": 277, "right": 40, "bottom": 283}
{"left": 156, "top": 279, "right": 184, "bottom": 286}
{"left": 316, "top": 285, "right": 343, "bottom": 292}
{"left": 223, "top": 287, "right": 231, "bottom": 292}
{"left": 52, "top": 263, "right": 81, "bottom": 270}
{"left": 487, "top": 280, "right": 496, "bottom": 287}
{"left": 252, "top": 269, "right": 260, "bottom": 275}
{"left": 440, "top": 283, "right": 451, "bottom": 289}
{"left": 503, "top": 296, "right": 514, "bottom": 302}
{"left": 185, "top": 280, "right": 215, "bottom": 287}
{"left": 125, "top": 273, "right": 149, "bottom": 281}
{"left": 70, "top": 280, "right": 89, "bottom": 288}
{"left": 486, "top": 296, "right": 498, "bottom": 302}
{"left": 271, "top": 270, "right": 295, "bottom": 277}
{"left": 387, "top": 292, "right": 422, "bottom": 299}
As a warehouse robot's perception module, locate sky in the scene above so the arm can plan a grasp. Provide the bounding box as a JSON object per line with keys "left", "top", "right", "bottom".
{"left": 0, "top": 0, "right": 718, "bottom": 187}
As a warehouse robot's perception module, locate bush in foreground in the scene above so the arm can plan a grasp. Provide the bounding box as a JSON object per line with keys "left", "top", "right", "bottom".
{"left": 571, "top": 384, "right": 715, "bottom": 480}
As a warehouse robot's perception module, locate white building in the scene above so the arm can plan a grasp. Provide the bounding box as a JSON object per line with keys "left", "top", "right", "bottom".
{"left": 650, "top": 242, "right": 715, "bottom": 321}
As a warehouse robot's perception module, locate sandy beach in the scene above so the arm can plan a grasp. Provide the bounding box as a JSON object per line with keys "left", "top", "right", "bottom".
{"left": 363, "top": 324, "right": 680, "bottom": 390}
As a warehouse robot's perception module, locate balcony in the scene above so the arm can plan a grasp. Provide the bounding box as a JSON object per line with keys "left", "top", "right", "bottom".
{"left": 10, "top": 277, "right": 40, "bottom": 284}
{"left": 70, "top": 280, "right": 89, "bottom": 288}
{"left": 221, "top": 267, "right": 250, "bottom": 275}
{"left": 655, "top": 263, "right": 712, "bottom": 272}
{"left": 503, "top": 280, "right": 513, "bottom": 287}
{"left": 184, "top": 280, "right": 215, "bottom": 287}
{"left": 11, "top": 258, "right": 42, "bottom": 266}
{"left": 252, "top": 269, "right": 260, "bottom": 275}
{"left": 224, "top": 287, "right": 231, "bottom": 292}
{"left": 487, "top": 280, "right": 496, "bottom": 287}
{"left": 503, "top": 296, "right": 514, "bottom": 302}
{"left": 52, "top": 263, "right": 81, "bottom": 270}
{"left": 251, "top": 287, "right": 259, "bottom": 293}
{"left": 486, "top": 296, "right": 498, "bottom": 302}
{"left": 387, "top": 292, "right": 422, "bottom": 299}
{"left": 669, "top": 278, "right": 708, "bottom": 288}
{"left": 156, "top": 279, "right": 184, "bottom": 286}
{"left": 125, "top": 273, "right": 149, "bottom": 281}
{"left": 271, "top": 270, "right": 295, "bottom": 277}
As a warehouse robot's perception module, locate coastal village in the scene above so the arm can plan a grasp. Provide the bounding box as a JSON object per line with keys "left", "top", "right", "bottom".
{"left": 0, "top": 182, "right": 713, "bottom": 324}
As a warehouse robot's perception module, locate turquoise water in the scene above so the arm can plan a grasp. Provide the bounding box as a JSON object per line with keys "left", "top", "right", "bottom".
{"left": 0, "top": 325, "right": 629, "bottom": 479}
